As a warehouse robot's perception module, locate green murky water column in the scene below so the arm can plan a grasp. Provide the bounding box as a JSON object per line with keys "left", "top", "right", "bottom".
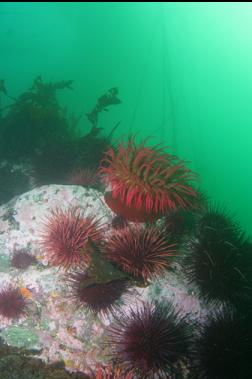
{"left": 0, "top": 2, "right": 251, "bottom": 235}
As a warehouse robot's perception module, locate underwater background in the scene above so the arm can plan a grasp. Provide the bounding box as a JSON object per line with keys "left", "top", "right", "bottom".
{"left": 0, "top": 2, "right": 251, "bottom": 236}
{"left": 0, "top": 3, "right": 252, "bottom": 379}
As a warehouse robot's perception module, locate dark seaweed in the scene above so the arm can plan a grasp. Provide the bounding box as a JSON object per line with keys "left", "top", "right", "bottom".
{"left": 0, "top": 163, "right": 32, "bottom": 205}
{"left": 0, "top": 77, "right": 74, "bottom": 161}
{"left": 0, "top": 78, "right": 120, "bottom": 189}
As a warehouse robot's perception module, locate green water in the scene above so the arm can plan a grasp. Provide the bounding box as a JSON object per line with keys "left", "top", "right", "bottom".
{"left": 0, "top": 2, "right": 251, "bottom": 236}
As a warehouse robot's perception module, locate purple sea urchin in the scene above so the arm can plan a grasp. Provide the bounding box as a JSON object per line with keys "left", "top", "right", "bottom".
{"left": 107, "top": 301, "right": 190, "bottom": 378}
{"left": 11, "top": 249, "right": 37, "bottom": 270}
{"left": 196, "top": 206, "right": 241, "bottom": 243}
{"left": 186, "top": 226, "right": 252, "bottom": 305}
{"left": 67, "top": 271, "right": 130, "bottom": 316}
{"left": 193, "top": 305, "right": 252, "bottom": 379}
{"left": 0, "top": 286, "right": 28, "bottom": 319}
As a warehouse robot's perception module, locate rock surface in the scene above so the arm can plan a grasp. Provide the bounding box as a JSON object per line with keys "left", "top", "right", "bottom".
{"left": 0, "top": 185, "right": 207, "bottom": 375}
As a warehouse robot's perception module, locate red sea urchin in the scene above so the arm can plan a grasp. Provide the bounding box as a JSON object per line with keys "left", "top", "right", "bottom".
{"left": 0, "top": 286, "right": 28, "bottom": 319}
{"left": 100, "top": 138, "right": 197, "bottom": 222}
{"left": 106, "top": 225, "right": 177, "bottom": 282}
{"left": 95, "top": 365, "right": 134, "bottom": 379}
{"left": 107, "top": 301, "right": 190, "bottom": 378}
{"left": 41, "top": 208, "right": 103, "bottom": 270}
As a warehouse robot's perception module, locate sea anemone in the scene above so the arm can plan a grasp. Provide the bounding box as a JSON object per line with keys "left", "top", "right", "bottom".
{"left": 105, "top": 225, "right": 177, "bottom": 282}
{"left": 193, "top": 306, "right": 252, "bottom": 379}
{"left": 67, "top": 271, "right": 130, "bottom": 316}
{"left": 41, "top": 207, "right": 103, "bottom": 270}
{"left": 107, "top": 301, "right": 190, "bottom": 378}
{"left": 104, "top": 192, "right": 160, "bottom": 223}
{"left": 0, "top": 286, "right": 29, "bottom": 319}
{"left": 66, "top": 168, "right": 99, "bottom": 188}
{"left": 100, "top": 138, "right": 197, "bottom": 222}
{"left": 186, "top": 226, "right": 252, "bottom": 305}
{"left": 11, "top": 249, "right": 37, "bottom": 270}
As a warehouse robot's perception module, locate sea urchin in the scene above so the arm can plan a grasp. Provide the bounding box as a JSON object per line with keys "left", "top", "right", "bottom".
{"left": 11, "top": 249, "right": 37, "bottom": 270}
{"left": 196, "top": 206, "right": 241, "bottom": 243}
{"left": 106, "top": 225, "right": 177, "bottom": 282}
{"left": 107, "top": 301, "right": 190, "bottom": 378}
{"left": 186, "top": 209, "right": 252, "bottom": 305}
{"left": 95, "top": 365, "right": 134, "bottom": 379}
{"left": 67, "top": 271, "right": 130, "bottom": 316}
{"left": 0, "top": 286, "right": 28, "bottom": 319}
{"left": 193, "top": 305, "right": 252, "bottom": 379}
{"left": 41, "top": 207, "right": 103, "bottom": 270}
